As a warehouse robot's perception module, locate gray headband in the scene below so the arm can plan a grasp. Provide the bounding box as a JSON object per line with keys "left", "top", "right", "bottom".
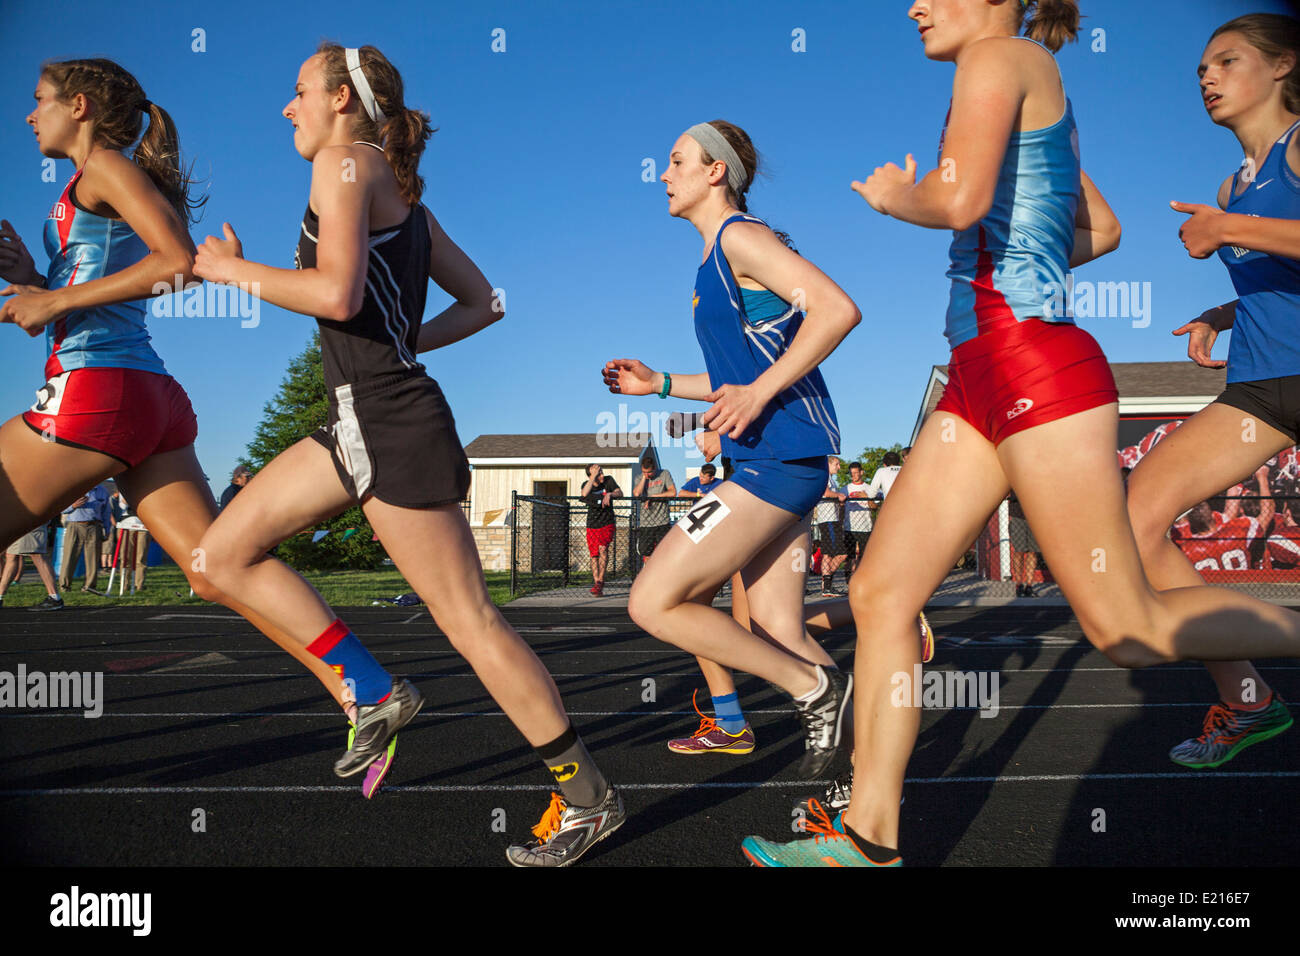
{"left": 686, "top": 123, "right": 748, "bottom": 196}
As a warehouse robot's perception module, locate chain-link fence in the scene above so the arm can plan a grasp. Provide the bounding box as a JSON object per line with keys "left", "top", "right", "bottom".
{"left": 509, "top": 491, "right": 1300, "bottom": 605}
{"left": 510, "top": 493, "right": 706, "bottom": 597}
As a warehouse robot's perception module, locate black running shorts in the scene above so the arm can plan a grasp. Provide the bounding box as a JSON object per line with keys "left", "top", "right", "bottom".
{"left": 311, "top": 371, "right": 471, "bottom": 509}
{"left": 1214, "top": 375, "right": 1300, "bottom": 443}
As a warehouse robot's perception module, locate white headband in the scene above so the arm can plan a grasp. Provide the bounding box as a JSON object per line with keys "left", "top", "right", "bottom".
{"left": 345, "top": 47, "right": 385, "bottom": 124}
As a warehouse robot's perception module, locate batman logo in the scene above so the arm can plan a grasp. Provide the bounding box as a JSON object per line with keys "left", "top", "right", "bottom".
{"left": 548, "top": 762, "right": 579, "bottom": 782}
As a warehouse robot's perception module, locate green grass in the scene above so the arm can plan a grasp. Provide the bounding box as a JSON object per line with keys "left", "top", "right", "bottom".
{"left": 0, "top": 562, "right": 515, "bottom": 609}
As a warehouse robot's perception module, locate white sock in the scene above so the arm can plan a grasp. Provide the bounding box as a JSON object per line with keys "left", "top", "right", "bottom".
{"left": 794, "top": 665, "right": 828, "bottom": 703}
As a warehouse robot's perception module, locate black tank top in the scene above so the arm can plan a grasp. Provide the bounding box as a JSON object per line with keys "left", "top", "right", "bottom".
{"left": 295, "top": 200, "right": 430, "bottom": 394}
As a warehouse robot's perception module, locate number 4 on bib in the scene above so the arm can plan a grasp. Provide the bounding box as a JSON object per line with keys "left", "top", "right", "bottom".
{"left": 679, "top": 493, "right": 731, "bottom": 543}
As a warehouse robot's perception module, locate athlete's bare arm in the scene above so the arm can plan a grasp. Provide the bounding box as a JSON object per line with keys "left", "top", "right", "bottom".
{"left": 2, "top": 150, "right": 195, "bottom": 334}
{"left": 853, "top": 39, "right": 1033, "bottom": 230}
{"left": 415, "top": 205, "right": 500, "bottom": 352}
{"left": 193, "top": 144, "right": 373, "bottom": 319}
{"left": 1173, "top": 300, "right": 1236, "bottom": 368}
{"left": 1069, "top": 171, "right": 1121, "bottom": 267}
{"left": 603, "top": 359, "right": 712, "bottom": 400}
{"left": 704, "top": 222, "right": 859, "bottom": 439}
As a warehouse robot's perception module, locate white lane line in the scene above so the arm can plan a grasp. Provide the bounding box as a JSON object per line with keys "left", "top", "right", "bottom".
{"left": 2, "top": 701, "right": 1288, "bottom": 718}
{"left": 6, "top": 771, "right": 1299, "bottom": 796}
{"left": 80, "top": 665, "right": 1300, "bottom": 678}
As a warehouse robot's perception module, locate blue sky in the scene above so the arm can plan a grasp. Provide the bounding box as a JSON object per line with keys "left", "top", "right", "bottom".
{"left": 0, "top": 0, "right": 1290, "bottom": 493}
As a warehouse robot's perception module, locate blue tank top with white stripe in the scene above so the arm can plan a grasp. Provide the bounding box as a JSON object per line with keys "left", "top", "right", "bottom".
{"left": 943, "top": 38, "right": 1081, "bottom": 350}
{"left": 692, "top": 214, "right": 840, "bottom": 461}
{"left": 1218, "top": 119, "right": 1300, "bottom": 383}
{"left": 41, "top": 168, "right": 168, "bottom": 379}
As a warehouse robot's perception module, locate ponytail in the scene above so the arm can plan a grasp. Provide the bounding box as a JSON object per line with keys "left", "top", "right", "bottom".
{"left": 1021, "top": 0, "right": 1080, "bottom": 53}
{"left": 316, "top": 43, "right": 434, "bottom": 204}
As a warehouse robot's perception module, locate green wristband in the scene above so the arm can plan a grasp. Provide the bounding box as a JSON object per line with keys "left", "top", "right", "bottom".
{"left": 659, "top": 372, "right": 672, "bottom": 399}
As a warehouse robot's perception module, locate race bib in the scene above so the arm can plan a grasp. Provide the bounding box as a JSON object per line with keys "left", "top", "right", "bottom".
{"left": 31, "top": 371, "right": 71, "bottom": 416}
{"left": 677, "top": 491, "right": 731, "bottom": 543}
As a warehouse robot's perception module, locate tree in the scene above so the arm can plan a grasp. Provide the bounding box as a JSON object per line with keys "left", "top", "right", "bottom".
{"left": 240, "top": 331, "right": 385, "bottom": 571}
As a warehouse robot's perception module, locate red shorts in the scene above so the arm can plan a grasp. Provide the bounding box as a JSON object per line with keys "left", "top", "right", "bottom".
{"left": 934, "top": 317, "right": 1118, "bottom": 445}
{"left": 586, "top": 524, "right": 615, "bottom": 556}
{"left": 22, "top": 367, "right": 199, "bottom": 468}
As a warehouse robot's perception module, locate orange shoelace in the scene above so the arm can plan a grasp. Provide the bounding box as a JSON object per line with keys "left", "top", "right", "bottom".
{"left": 531, "top": 791, "right": 567, "bottom": 841}
{"left": 1197, "top": 703, "right": 1232, "bottom": 742}
{"left": 802, "top": 798, "right": 845, "bottom": 845}
{"left": 688, "top": 688, "right": 718, "bottom": 738}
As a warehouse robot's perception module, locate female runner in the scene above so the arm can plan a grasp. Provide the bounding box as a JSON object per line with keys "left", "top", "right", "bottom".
{"left": 605, "top": 119, "right": 861, "bottom": 779}
{"left": 742, "top": 0, "right": 1300, "bottom": 866}
{"left": 1125, "top": 13, "right": 1300, "bottom": 769}
{"left": 0, "top": 58, "right": 359, "bottom": 769}
{"left": 193, "top": 43, "right": 622, "bottom": 866}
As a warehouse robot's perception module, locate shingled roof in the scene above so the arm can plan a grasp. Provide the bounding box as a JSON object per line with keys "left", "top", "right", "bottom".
{"left": 465, "top": 433, "right": 651, "bottom": 460}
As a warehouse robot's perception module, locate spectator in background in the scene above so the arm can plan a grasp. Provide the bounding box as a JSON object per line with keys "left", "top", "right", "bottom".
{"left": 219, "top": 465, "right": 253, "bottom": 512}
{"left": 680, "top": 463, "right": 721, "bottom": 498}
{"left": 59, "top": 482, "right": 109, "bottom": 592}
{"left": 866, "top": 451, "right": 903, "bottom": 505}
{"left": 580, "top": 463, "right": 622, "bottom": 597}
{"left": 1008, "top": 494, "right": 1040, "bottom": 598}
{"left": 113, "top": 490, "right": 151, "bottom": 593}
{"left": 99, "top": 479, "right": 119, "bottom": 572}
{"left": 633, "top": 455, "right": 676, "bottom": 562}
{"left": 813, "top": 455, "right": 846, "bottom": 596}
{"left": 1, "top": 522, "right": 63, "bottom": 610}
{"left": 842, "top": 461, "right": 873, "bottom": 576}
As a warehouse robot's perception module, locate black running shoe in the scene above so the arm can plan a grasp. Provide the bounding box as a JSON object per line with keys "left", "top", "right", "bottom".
{"left": 334, "top": 678, "right": 423, "bottom": 778}
{"left": 792, "top": 666, "right": 852, "bottom": 779}
{"left": 27, "top": 595, "right": 65, "bottom": 612}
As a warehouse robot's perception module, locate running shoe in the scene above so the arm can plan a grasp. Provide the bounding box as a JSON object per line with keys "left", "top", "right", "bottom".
{"left": 347, "top": 725, "right": 398, "bottom": 799}
{"left": 1169, "top": 696, "right": 1293, "bottom": 769}
{"left": 919, "top": 611, "right": 935, "bottom": 664}
{"left": 667, "top": 689, "right": 755, "bottom": 754}
{"left": 796, "top": 770, "right": 854, "bottom": 823}
{"left": 792, "top": 666, "right": 852, "bottom": 778}
{"left": 27, "top": 595, "right": 65, "bottom": 611}
{"left": 505, "top": 785, "right": 626, "bottom": 867}
{"left": 741, "top": 799, "right": 901, "bottom": 867}
{"left": 334, "top": 678, "right": 423, "bottom": 778}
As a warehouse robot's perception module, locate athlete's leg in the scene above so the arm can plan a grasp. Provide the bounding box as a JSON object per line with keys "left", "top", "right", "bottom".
{"left": 740, "top": 521, "right": 836, "bottom": 669}
{"left": 627, "top": 484, "right": 822, "bottom": 697}
{"left": 117, "top": 443, "right": 349, "bottom": 707}
{"left": 362, "top": 497, "right": 570, "bottom": 745}
{"left": 0, "top": 415, "right": 124, "bottom": 545}
{"left": 841, "top": 412, "right": 1010, "bottom": 850}
{"left": 1125, "top": 402, "right": 1290, "bottom": 702}
{"left": 198, "top": 437, "right": 358, "bottom": 647}
{"left": 1000, "top": 405, "right": 1300, "bottom": 667}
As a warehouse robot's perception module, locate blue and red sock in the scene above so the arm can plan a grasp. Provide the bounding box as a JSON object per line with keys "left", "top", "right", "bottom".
{"left": 306, "top": 619, "right": 392, "bottom": 706}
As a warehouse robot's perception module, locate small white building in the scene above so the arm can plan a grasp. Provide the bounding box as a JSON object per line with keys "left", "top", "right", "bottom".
{"left": 462, "top": 432, "right": 655, "bottom": 570}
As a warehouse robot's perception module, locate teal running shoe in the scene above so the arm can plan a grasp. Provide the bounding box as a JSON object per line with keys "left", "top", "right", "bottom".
{"left": 1169, "top": 695, "right": 1292, "bottom": 769}
{"left": 741, "top": 800, "right": 902, "bottom": 867}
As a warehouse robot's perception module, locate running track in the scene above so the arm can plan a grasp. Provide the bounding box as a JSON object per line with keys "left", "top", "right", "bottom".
{"left": 2, "top": 604, "right": 1296, "bottom": 870}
